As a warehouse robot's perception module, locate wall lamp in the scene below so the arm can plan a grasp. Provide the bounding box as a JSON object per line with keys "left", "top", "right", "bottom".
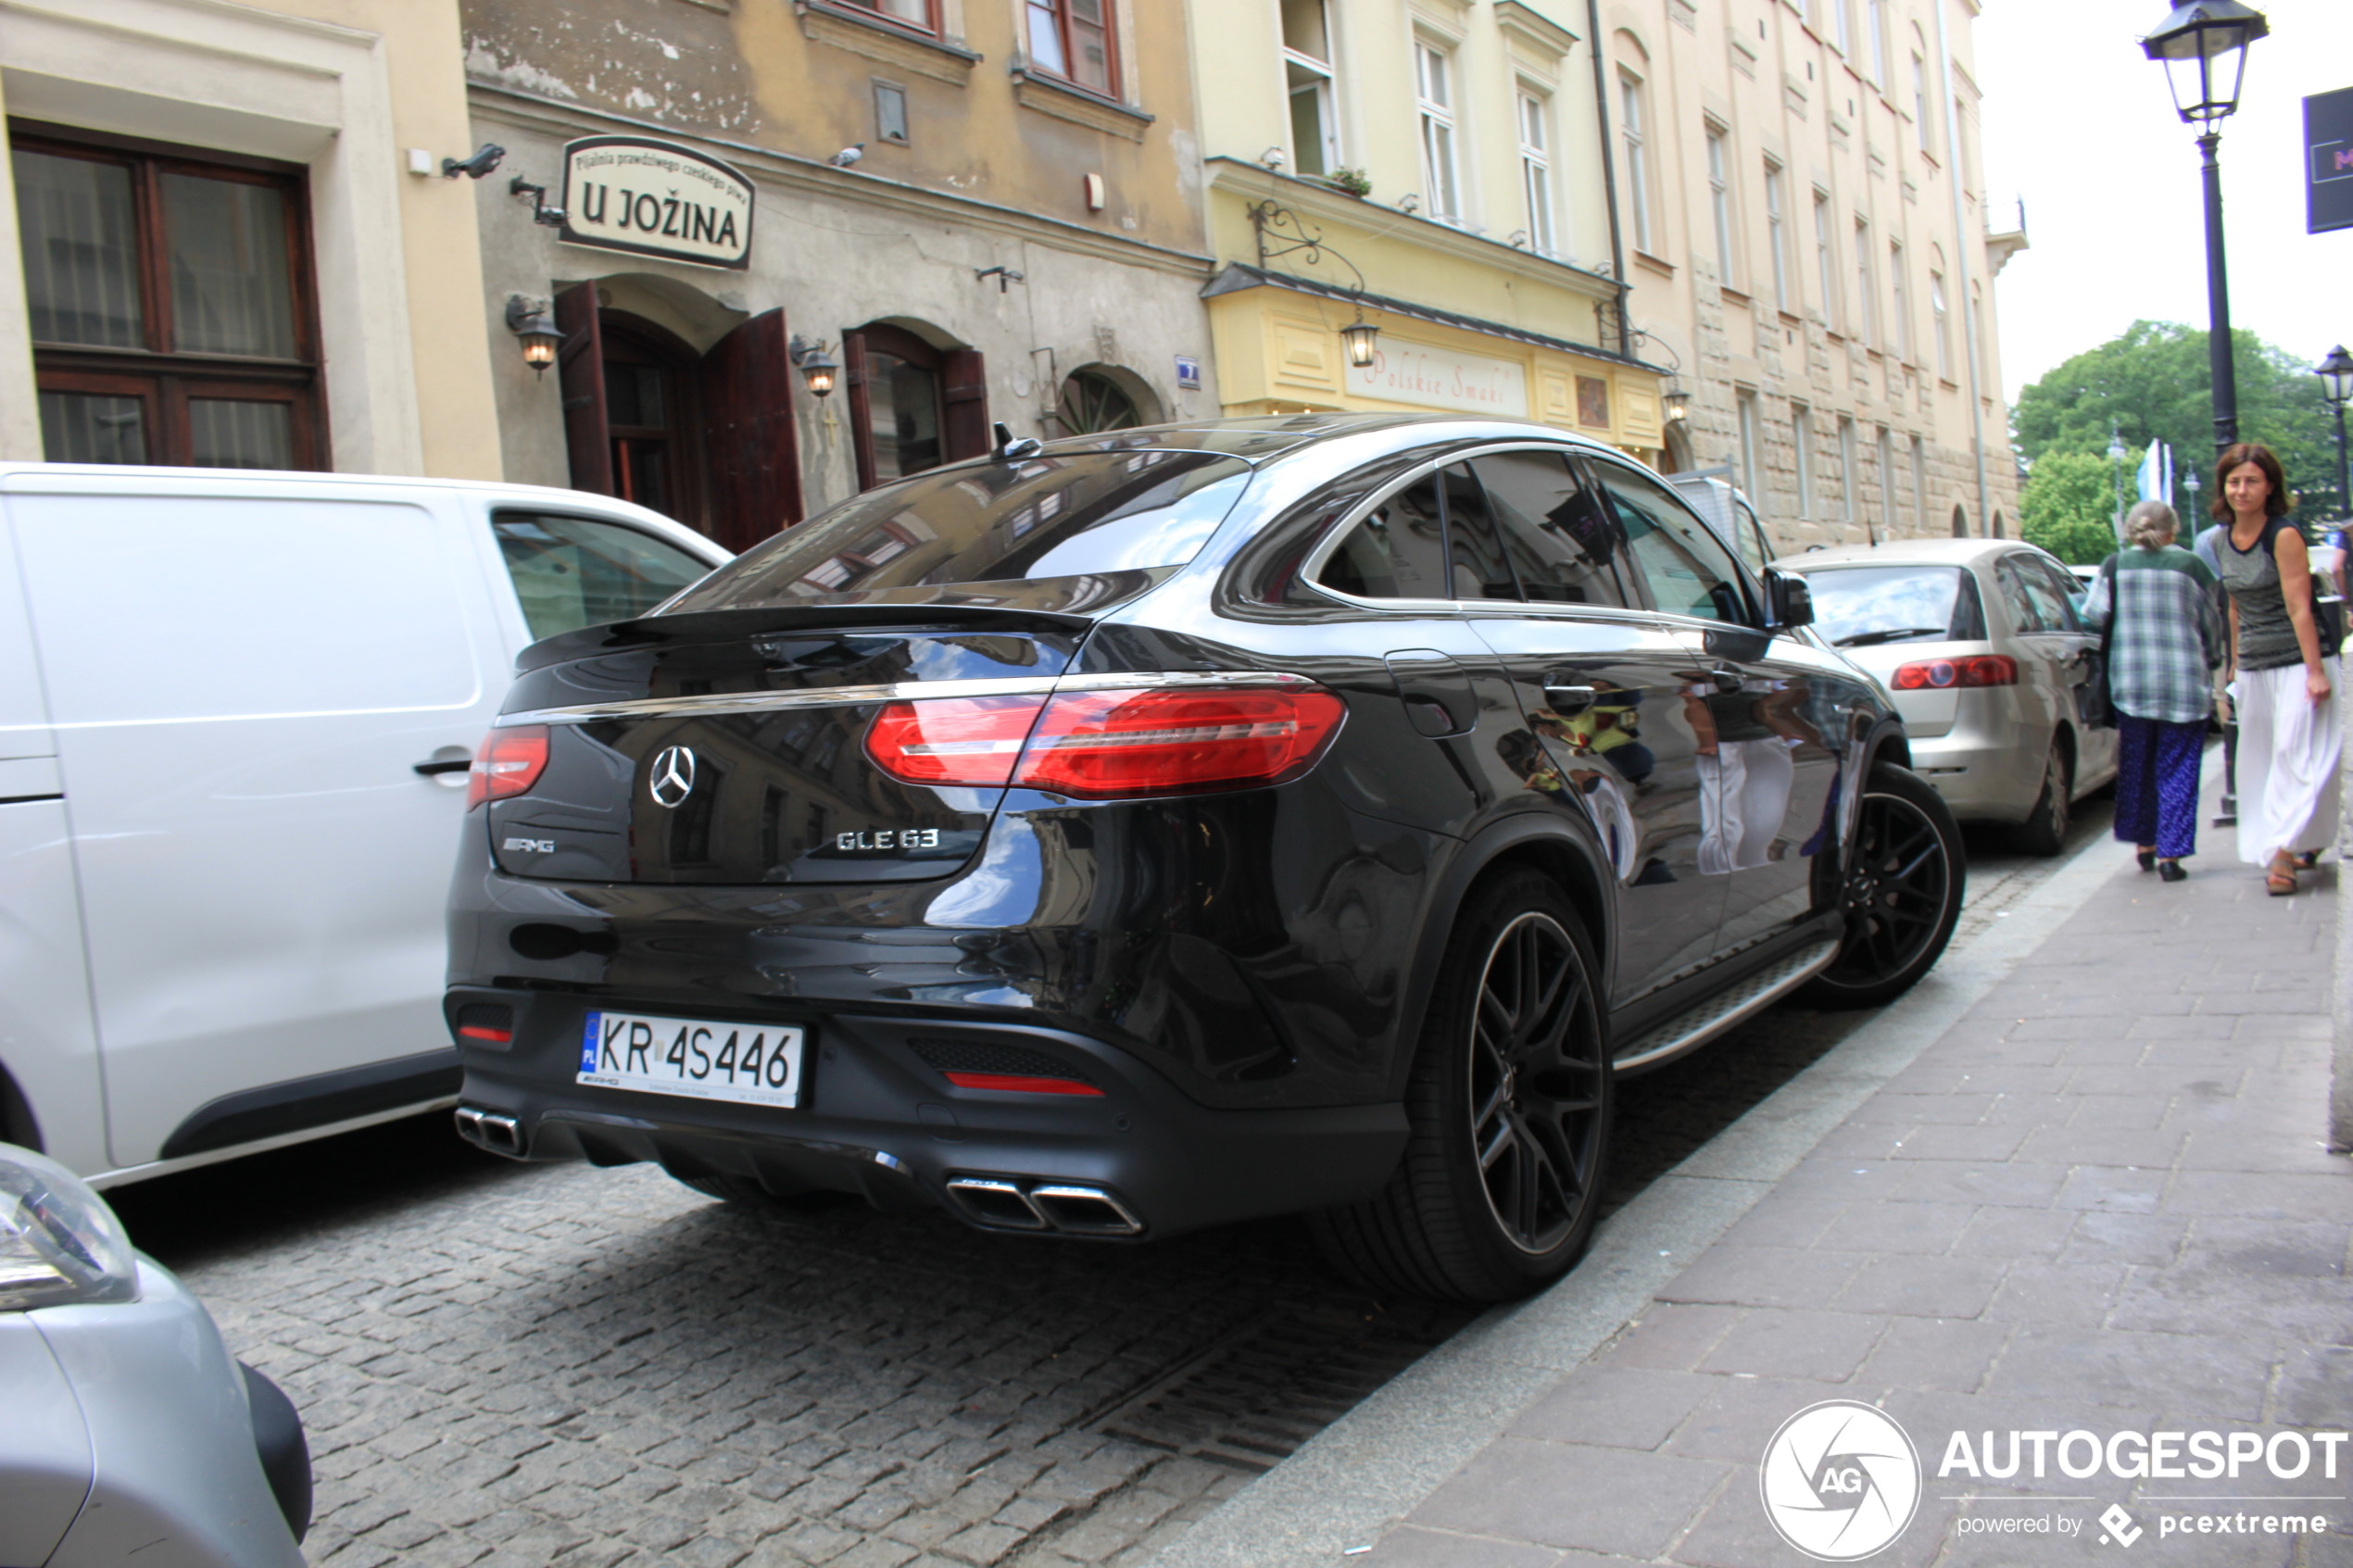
{"left": 505, "top": 295, "right": 562, "bottom": 376}
{"left": 1663, "top": 384, "right": 1692, "bottom": 422}
{"left": 789, "top": 334, "right": 840, "bottom": 397}
{"left": 509, "top": 174, "right": 567, "bottom": 228}
{"left": 1340, "top": 314, "right": 1380, "bottom": 370}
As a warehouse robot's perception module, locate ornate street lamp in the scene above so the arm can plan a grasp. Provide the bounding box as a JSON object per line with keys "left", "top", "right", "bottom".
{"left": 2141, "top": 2, "right": 2269, "bottom": 455}
{"left": 788, "top": 335, "right": 840, "bottom": 398}
{"left": 1339, "top": 315, "right": 1380, "bottom": 370}
{"left": 504, "top": 295, "right": 562, "bottom": 377}
{"left": 2316, "top": 344, "right": 2353, "bottom": 521}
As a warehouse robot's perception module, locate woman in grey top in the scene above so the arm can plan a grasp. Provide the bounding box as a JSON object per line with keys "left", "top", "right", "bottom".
{"left": 2210, "top": 443, "right": 2340, "bottom": 895}
{"left": 2084, "top": 501, "right": 2221, "bottom": 880}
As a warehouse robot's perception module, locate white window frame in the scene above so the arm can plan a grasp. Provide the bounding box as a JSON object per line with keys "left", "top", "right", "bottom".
{"left": 1813, "top": 191, "right": 1838, "bottom": 327}
{"left": 1517, "top": 89, "right": 1559, "bottom": 256}
{"left": 1853, "top": 217, "right": 1874, "bottom": 345}
{"left": 1931, "top": 269, "right": 1952, "bottom": 380}
{"left": 1416, "top": 39, "right": 1463, "bottom": 224}
{"left": 1889, "top": 240, "right": 1909, "bottom": 362}
{"left": 1911, "top": 51, "right": 1931, "bottom": 153}
{"left": 1878, "top": 426, "right": 1897, "bottom": 537}
{"left": 1838, "top": 417, "right": 1859, "bottom": 527}
{"left": 1910, "top": 434, "right": 1928, "bottom": 529}
{"left": 1283, "top": 2, "right": 1341, "bottom": 179}
{"left": 1763, "top": 159, "right": 1790, "bottom": 310}
{"left": 1620, "top": 69, "right": 1654, "bottom": 256}
{"left": 1792, "top": 404, "right": 1814, "bottom": 517}
{"left": 1868, "top": 0, "right": 1891, "bottom": 85}
{"left": 1737, "top": 389, "right": 1763, "bottom": 512}
{"left": 1705, "top": 123, "right": 1734, "bottom": 284}
{"left": 1833, "top": 0, "right": 1854, "bottom": 56}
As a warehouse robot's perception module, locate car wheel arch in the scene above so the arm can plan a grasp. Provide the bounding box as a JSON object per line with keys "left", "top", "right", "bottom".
{"left": 0, "top": 1060, "right": 40, "bottom": 1152}
{"left": 1382, "top": 816, "right": 1616, "bottom": 1102}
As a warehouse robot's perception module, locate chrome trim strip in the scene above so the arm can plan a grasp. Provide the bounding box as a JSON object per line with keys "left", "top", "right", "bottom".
{"left": 498, "top": 669, "right": 1315, "bottom": 726}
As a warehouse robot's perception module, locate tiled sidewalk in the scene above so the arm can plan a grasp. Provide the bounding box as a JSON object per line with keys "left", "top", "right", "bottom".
{"left": 1365, "top": 833, "right": 2350, "bottom": 1565}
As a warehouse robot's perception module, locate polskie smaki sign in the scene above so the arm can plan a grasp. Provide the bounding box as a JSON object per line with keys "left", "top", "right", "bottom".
{"left": 560, "top": 135, "right": 754, "bottom": 270}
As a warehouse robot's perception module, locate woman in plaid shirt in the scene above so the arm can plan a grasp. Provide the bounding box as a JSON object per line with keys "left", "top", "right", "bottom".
{"left": 2084, "top": 500, "right": 2223, "bottom": 882}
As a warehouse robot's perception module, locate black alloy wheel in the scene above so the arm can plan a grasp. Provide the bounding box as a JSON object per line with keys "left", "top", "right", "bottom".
{"left": 2014, "top": 739, "right": 2073, "bottom": 857}
{"left": 1312, "top": 868, "right": 1612, "bottom": 1303}
{"left": 1802, "top": 760, "right": 1966, "bottom": 1010}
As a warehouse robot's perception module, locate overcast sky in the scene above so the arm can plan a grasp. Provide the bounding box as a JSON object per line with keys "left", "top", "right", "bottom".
{"left": 1977, "top": 0, "right": 2353, "bottom": 407}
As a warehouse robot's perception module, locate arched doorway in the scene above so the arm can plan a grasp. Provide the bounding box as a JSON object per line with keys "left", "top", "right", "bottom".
{"left": 1055, "top": 364, "right": 1161, "bottom": 434}
{"left": 843, "top": 321, "right": 989, "bottom": 491}
{"left": 1951, "top": 503, "right": 1969, "bottom": 538}
{"left": 1662, "top": 420, "right": 1696, "bottom": 475}
{"left": 1990, "top": 509, "right": 2006, "bottom": 539}
{"left": 552, "top": 280, "right": 803, "bottom": 553}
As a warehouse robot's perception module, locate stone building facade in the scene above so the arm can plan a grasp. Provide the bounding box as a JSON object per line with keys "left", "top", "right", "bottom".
{"left": 1600, "top": 0, "right": 2025, "bottom": 548}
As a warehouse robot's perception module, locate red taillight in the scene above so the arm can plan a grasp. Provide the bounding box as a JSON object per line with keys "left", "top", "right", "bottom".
{"left": 467, "top": 725, "right": 549, "bottom": 809}
{"left": 865, "top": 685, "right": 1346, "bottom": 798}
{"left": 457, "top": 1024, "right": 513, "bottom": 1044}
{"left": 942, "top": 1071, "right": 1105, "bottom": 1097}
{"left": 1890, "top": 655, "right": 2018, "bottom": 691}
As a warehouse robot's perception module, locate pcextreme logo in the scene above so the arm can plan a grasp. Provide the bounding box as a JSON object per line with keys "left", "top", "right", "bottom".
{"left": 1760, "top": 1400, "right": 1923, "bottom": 1561}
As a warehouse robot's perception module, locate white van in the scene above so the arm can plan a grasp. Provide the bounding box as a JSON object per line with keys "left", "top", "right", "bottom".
{"left": 0, "top": 465, "right": 731, "bottom": 1185}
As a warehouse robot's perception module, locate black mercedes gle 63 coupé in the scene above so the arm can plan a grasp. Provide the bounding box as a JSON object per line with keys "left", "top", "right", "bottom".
{"left": 446, "top": 414, "right": 1962, "bottom": 1302}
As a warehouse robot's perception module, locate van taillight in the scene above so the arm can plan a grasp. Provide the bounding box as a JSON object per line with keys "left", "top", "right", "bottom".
{"left": 468, "top": 726, "right": 549, "bottom": 809}
{"left": 864, "top": 686, "right": 1347, "bottom": 797}
{"left": 1891, "top": 655, "right": 2018, "bottom": 690}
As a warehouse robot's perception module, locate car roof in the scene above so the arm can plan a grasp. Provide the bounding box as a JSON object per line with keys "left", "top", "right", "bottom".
{"left": 1029, "top": 413, "right": 1636, "bottom": 464}
{"left": 1773, "top": 537, "right": 2055, "bottom": 571}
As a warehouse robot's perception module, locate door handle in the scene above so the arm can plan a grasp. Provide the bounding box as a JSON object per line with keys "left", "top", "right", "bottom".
{"left": 1541, "top": 684, "right": 1598, "bottom": 714}
{"left": 413, "top": 759, "right": 472, "bottom": 777}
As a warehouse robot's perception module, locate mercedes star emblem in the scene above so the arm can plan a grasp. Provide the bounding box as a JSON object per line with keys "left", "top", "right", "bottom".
{"left": 648, "top": 745, "right": 698, "bottom": 809}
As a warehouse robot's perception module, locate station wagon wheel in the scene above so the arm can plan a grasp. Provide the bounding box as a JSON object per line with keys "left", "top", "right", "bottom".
{"left": 1311, "top": 868, "right": 1612, "bottom": 1302}
{"left": 2012, "top": 739, "right": 2072, "bottom": 858}
{"left": 1802, "top": 761, "right": 1965, "bottom": 1010}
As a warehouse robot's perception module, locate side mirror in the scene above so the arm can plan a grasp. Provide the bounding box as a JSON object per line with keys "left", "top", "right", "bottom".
{"left": 1767, "top": 570, "right": 1814, "bottom": 630}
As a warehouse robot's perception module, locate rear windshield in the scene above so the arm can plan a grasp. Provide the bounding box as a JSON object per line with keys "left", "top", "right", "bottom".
{"left": 665, "top": 451, "right": 1252, "bottom": 611}
{"left": 1796, "top": 563, "right": 1986, "bottom": 648}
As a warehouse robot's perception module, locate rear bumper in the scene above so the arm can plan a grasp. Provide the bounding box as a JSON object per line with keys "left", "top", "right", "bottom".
{"left": 1902, "top": 688, "right": 2045, "bottom": 823}
{"left": 447, "top": 986, "right": 1407, "bottom": 1239}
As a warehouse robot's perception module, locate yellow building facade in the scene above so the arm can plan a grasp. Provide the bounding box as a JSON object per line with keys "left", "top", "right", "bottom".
{"left": 1186, "top": 0, "right": 1670, "bottom": 460}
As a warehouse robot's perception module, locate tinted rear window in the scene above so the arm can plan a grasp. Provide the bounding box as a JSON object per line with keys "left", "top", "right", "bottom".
{"left": 1797, "top": 563, "right": 1985, "bottom": 648}
{"left": 666, "top": 451, "right": 1252, "bottom": 611}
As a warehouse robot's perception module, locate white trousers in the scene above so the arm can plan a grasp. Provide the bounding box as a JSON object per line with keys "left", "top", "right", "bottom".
{"left": 1697, "top": 738, "right": 1795, "bottom": 876}
{"left": 2235, "top": 657, "right": 2343, "bottom": 863}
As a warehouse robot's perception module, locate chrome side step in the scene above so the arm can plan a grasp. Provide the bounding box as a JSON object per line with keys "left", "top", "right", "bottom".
{"left": 943, "top": 1175, "right": 1144, "bottom": 1236}
{"left": 1612, "top": 937, "right": 1841, "bottom": 1075}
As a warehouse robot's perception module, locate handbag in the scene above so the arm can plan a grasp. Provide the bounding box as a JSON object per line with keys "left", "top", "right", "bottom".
{"left": 2079, "top": 554, "right": 2119, "bottom": 730}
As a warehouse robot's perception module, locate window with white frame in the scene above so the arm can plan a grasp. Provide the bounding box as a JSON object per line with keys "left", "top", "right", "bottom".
{"left": 1970, "top": 280, "right": 1988, "bottom": 384}
{"left": 1792, "top": 405, "right": 1814, "bottom": 516}
{"left": 1878, "top": 426, "right": 1898, "bottom": 537}
{"left": 1910, "top": 434, "right": 1928, "bottom": 529}
{"left": 1833, "top": 0, "right": 1854, "bottom": 56}
{"left": 1869, "top": 0, "right": 1891, "bottom": 85}
{"left": 1764, "top": 159, "right": 1790, "bottom": 310}
{"left": 1705, "top": 124, "right": 1733, "bottom": 284}
{"left": 1416, "top": 40, "right": 1462, "bottom": 223}
{"left": 1737, "top": 390, "right": 1763, "bottom": 510}
{"left": 1620, "top": 69, "right": 1654, "bottom": 255}
{"left": 1518, "top": 91, "right": 1558, "bottom": 255}
{"left": 1838, "top": 417, "right": 1859, "bottom": 528}
{"left": 1911, "top": 49, "right": 1931, "bottom": 153}
{"left": 1930, "top": 267, "right": 1952, "bottom": 379}
{"left": 1813, "top": 191, "right": 1837, "bottom": 325}
{"left": 1889, "top": 240, "right": 1909, "bottom": 361}
{"left": 1853, "top": 217, "right": 1874, "bottom": 344}
{"left": 1283, "top": 0, "right": 1340, "bottom": 177}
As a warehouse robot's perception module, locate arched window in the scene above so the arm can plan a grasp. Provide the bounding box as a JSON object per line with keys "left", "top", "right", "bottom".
{"left": 1990, "top": 509, "right": 2006, "bottom": 540}
{"left": 1951, "top": 502, "right": 1969, "bottom": 538}
{"left": 1055, "top": 366, "right": 1157, "bottom": 433}
{"left": 843, "top": 322, "right": 988, "bottom": 490}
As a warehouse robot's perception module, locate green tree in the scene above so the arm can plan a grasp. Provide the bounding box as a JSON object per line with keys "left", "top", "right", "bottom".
{"left": 2011, "top": 320, "right": 2339, "bottom": 521}
{"left": 2020, "top": 449, "right": 2129, "bottom": 565}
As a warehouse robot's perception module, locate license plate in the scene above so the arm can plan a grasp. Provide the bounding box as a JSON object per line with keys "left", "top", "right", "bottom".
{"left": 577, "top": 1010, "right": 804, "bottom": 1108}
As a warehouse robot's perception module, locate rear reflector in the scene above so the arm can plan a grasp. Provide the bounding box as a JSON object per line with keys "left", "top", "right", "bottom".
{"left": 458, "top": 1024, "right": 513, "bottom": 1044}
{"left": 864, "top": 685, "right": 1346, "bottom": 798}
{"left": 1891, "top": 655, "right": 2018, "bottom": 691}
{"left": 468, "top": 726, "right": 549, "bottom": 809}
{"left": 943, "top": 1071, "right": 1106, "bottom": 1096}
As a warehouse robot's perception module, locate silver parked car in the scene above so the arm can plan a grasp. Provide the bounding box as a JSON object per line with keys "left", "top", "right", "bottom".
{"left": 1776, "top": 539, "right": 2119, "bottom": 854}
{"left": 0, "top": 1143, "right": 308, "bottom": 1568}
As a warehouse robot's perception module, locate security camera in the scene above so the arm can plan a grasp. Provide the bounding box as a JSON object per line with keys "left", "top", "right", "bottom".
{"left": 443, "top": 143, "right": 508, "bottom": 180}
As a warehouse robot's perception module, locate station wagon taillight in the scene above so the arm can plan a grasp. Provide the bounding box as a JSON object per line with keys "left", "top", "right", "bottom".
{"left": 467, "top": 726, "right": 549, "bottom": 809}
{"left": 1890, "top": 656, "right": 2018, "bottom": 691}
{"left": 863, "top": 685, "right": 1346, "bottom": 798}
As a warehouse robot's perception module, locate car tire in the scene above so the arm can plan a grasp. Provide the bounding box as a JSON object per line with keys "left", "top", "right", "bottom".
{"left": 2012, "top": 740, "right": 2072, "bottom": 857}
{"left": 1310, "top": 868, "right": 1613, "bottom": 1304}
{"left": 1801, "top": 761, "right": 1966, "bottom": 1010}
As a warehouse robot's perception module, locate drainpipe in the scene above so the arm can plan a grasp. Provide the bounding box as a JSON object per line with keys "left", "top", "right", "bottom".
{"left": 1586, "top": 0, "right": 1632, "bottom": 358}
{"left": 1933, "top": 0, "right": 1991, "bottom": 536}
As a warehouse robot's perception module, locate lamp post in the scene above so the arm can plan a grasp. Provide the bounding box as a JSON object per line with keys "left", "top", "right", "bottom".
{"left": 2108, "top": 429, "right": 2130, "bottom": 543}
{"left": 2141, "top": 2, "right": 2269, "bottom": 457}
{"left": 2314, "top": 344, "right": 2353, "bottom": 521}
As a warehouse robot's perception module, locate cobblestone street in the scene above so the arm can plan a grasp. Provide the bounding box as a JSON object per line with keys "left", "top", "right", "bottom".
{"left": 110, "top": 808, "right": 2114, "bottom": 1568}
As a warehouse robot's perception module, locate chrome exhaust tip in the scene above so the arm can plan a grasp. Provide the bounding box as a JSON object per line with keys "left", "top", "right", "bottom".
{"left": 943, "top": 1175, "right": 1143, "bottom": 1236}
{"left": 454, "top": 1104, "right": 524, "bottom": 1158}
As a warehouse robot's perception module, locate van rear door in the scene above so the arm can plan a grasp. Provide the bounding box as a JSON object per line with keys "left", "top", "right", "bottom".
{"left": 7, "top": 476, "right": 505, "bottom": 1169}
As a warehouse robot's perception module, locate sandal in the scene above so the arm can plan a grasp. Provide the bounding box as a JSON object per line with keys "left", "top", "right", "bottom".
{"left": 2269, "top": 859, "right": 2300, "bottom": 896}
{"left": 2294, "top": 849, "right": 2321, "bottom": 871}
{"left": 2136, "top": 848, "right": 2157, "bottom": 872}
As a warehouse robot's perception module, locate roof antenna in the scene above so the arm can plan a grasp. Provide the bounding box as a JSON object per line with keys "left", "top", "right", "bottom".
{"left": 992, "top": 420, "right": 1043, "bottom": 461}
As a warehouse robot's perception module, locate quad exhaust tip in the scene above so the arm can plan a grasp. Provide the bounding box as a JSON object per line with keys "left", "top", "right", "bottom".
{"left": 454, "top": 1104, "right": 524, "bottom": 1158}
{"left": 944, "top": 1176, "right": 1142, "bottom": 1236}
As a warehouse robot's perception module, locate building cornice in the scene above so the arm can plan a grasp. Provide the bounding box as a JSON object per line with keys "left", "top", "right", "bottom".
{"left": 1204, "top": 157, "right": 1620, "bottom": 302}
{"left": 467, "top": 82, "right": 1215, "bottom": 281}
